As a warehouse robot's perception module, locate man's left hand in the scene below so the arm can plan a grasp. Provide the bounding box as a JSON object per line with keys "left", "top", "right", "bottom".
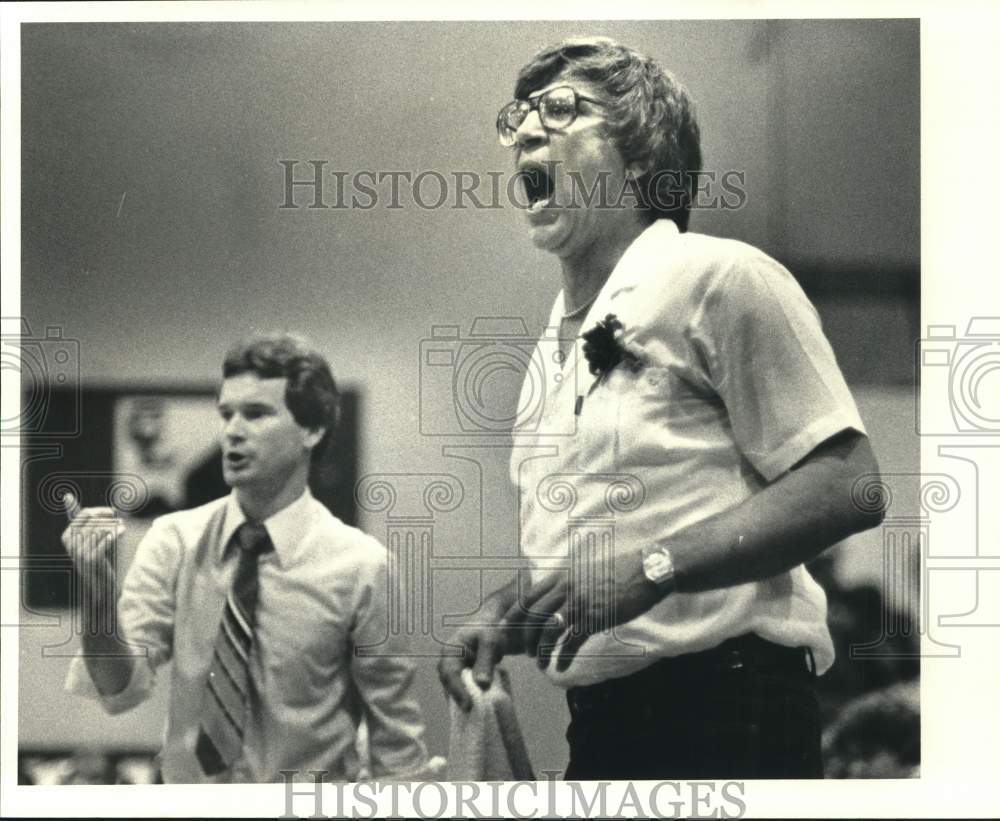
{"left": 500, "top": 548, "right": 666, "bottom": 674}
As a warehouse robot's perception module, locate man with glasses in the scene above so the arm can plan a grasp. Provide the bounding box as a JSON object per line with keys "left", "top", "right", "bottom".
{"left": 439, "top": 36, "right": 884, "bottom": 779}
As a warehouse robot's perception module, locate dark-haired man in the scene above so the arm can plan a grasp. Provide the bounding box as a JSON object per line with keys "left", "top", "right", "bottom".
{"left": 65, "top": 334, "right": 430, "bottom": 783}
{"left": 440, "top": 37, "right": 885, "bottom": 779}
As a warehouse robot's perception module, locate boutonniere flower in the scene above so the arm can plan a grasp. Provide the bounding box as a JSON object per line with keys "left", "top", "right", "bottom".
{"left": 581, "top": 314, "right": 642, "bottom": 377}
{"left": 575, "top": 314, "right": 642, "bottom": 416}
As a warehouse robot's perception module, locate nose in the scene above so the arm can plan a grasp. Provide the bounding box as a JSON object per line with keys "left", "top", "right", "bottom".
{"left": 514, "top": 107, "right": 547, "bottom": 152}
{"left": 223, "top": 414, "right": 246, "bottom": 443}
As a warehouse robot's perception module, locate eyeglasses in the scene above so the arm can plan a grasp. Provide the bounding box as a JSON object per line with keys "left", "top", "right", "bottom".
{"left": 496, "top": 85, "right": 606, "bottom": 147}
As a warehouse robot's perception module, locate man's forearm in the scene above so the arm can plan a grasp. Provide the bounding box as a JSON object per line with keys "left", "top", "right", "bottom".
{"left": 666, "top": 432, "right": 884, "bottom": 594}
{"left": 79, "top": 564, "right": 137, "bottom": 696}
{"left": 482, "top": 577, "right": 528, "bottom": 655}
{"left": 486, "top": 577, "right": 520, "bottom": 616}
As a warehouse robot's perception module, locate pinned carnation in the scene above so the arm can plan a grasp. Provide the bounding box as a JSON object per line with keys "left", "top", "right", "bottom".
{"left": 581, "top": 314, "right": 642, "bottom": 377}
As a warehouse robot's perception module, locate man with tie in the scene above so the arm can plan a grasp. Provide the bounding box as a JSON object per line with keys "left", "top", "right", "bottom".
{"left": 63, "top": 333, "right": 431, "bottom": 783}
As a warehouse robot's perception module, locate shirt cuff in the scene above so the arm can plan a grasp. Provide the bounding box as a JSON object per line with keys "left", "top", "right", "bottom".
{"left": 756, "top": 412, "right": 867, "bottom": 482}
{"left": 64, "top": 653, "right": 155, "bottom": 715}
{"left": 365, "top": 755, "right": 446, "bottom": 782}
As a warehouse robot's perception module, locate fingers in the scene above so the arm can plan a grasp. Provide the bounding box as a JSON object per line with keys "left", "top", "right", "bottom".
{"left": 499, "top": 617, "right": 527, "bottom": 656}
{"left": 63, "top": 522, "right": 122, "bottom": 559}
{"left": 502, "top": 577, "right": 568, "bottom": 661}
{"left": 470, "top": 649, "right": 495, "bottom": 697}
{"left": 525, "top": 589, "right": 568, "bottom": 660}
{"left": 65, "top": 507, "right": 118, "bottom": 524}
{"left": 62, "top": 490, "right": 120, "bottom": 522}
{"left": 61, "top": 504, "right": 125, "bottom": 566}
{"left": 437, "top": 652, "right": 472, "bottom": 713}
{"left": 500, "top": 599, "right": 540, "bottom": 656}
{"left": 555, "top": 628, "right": 589, "bottom": 674}
{"left": 438, "top": 626, "right": 506, "bottom": 713}
{"left": 499, "top": 571, "right": 556, "bottom": 628}
{"left": 535, "top": 610, "right": 568, "bottom": 668}
{"left": 62, "top": 491, "right": 82, "bottom": 522}
{"left": 516, "top": 570, "right": 559, "bottom": 612}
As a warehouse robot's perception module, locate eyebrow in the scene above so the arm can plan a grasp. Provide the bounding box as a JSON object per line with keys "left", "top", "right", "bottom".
{"left": 527, "top": 85, "right": 563, "bottom": 100}
{"left": 217, "top": 401, "right": 276, "bottom": 412}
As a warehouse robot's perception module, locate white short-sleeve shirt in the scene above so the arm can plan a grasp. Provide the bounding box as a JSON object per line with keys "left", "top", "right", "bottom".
{"left": 511, "top": 220, "right": 866, "bottom": 688}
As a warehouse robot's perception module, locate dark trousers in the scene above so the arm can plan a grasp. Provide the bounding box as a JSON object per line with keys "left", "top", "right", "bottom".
{"left": 563, "top": 634, "right": 824, "bottom": 780}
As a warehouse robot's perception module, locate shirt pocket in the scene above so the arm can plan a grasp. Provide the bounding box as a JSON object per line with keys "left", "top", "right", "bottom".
{"left": 609, "top": 365, "right": 670, "bottom": 469}
{"left": 616, "top": 364, "right": 727, "bottom": 468}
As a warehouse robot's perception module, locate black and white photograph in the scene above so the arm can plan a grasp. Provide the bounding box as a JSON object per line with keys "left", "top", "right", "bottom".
{"left": 2, "top": 2, "right": 998, "bottom": 818}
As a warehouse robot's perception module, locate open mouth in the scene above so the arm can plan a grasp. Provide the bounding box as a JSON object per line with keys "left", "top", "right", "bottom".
{"left": 225, "top": 452, "right": 249, "bottom": 469}
{"left": 517, "top": 162, "right": 555, "bottom": 210}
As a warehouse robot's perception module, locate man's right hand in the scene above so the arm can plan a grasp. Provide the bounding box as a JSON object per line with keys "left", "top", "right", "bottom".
{"left": 61, "top": 491, "right": 137, "bottom": 697}
{"left": 437, "top": 582, "right": 521, "bottom": 712}
{"left": 61, "top": 491, "right": 125, "bottom": 579}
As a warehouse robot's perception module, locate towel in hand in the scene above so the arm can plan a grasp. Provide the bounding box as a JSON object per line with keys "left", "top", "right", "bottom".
{"left": 447, "top": 667, "right": 534, "bottom": 781}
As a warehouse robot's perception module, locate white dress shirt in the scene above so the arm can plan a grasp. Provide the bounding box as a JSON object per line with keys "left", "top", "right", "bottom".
{"left": 67, "top": 489, "right": 430, "bottom": 782}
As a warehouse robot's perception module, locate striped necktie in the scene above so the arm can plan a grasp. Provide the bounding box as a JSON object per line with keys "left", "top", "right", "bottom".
{"left": 195, "top": 521, "right": 273, "bottom": 776}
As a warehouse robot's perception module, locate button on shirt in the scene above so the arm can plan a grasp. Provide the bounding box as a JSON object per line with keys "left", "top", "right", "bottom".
{"left": 66, "top": 490, "right": 429, "bottom": 782}
{"left": 511, "top": 220, "right": 866, "bottom": 688}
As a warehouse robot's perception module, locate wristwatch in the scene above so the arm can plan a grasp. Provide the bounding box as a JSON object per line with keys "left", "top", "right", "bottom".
{"left": 641, "top": 544, "right": 677, "bottom": 593}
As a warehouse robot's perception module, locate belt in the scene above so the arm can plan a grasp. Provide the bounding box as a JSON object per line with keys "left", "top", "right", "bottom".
{"left": 566, "top": 633, "right": 816, "bottom": 719}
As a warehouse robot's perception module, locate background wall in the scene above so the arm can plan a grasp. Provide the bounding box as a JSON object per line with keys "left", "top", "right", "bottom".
{"left": 18, "top": 20, "right": 919, "bottom": 775}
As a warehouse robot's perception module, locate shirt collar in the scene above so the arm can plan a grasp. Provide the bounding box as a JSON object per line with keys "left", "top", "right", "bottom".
{"left": 552, "top": 219, "right": 680, "bottom": 332}
{"left": 219, "top": 488, "right": 314, "bottom": 567}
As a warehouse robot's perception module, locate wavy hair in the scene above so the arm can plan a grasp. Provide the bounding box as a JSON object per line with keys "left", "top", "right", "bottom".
{"left": 222, "top": 333, "right": 340, "bottom": 459}
{"left": 514, "top": 37, "right": 702, "bottom": 231}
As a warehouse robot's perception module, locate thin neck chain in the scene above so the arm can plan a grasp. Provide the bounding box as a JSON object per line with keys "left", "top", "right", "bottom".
{"left": 562, "top": 292, "right": 598, "bottom": 320}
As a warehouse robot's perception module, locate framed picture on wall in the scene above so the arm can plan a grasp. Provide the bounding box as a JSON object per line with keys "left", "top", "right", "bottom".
{"left": 111, "top": 393, "right": 222, "bottom": 518}
{"left": 20, "top": 385, "right": 359, "bottom": 610}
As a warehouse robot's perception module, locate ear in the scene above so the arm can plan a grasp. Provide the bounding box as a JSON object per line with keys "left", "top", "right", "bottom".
{"left": 302, "top": 426, "right": 326, "bottom": 452}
